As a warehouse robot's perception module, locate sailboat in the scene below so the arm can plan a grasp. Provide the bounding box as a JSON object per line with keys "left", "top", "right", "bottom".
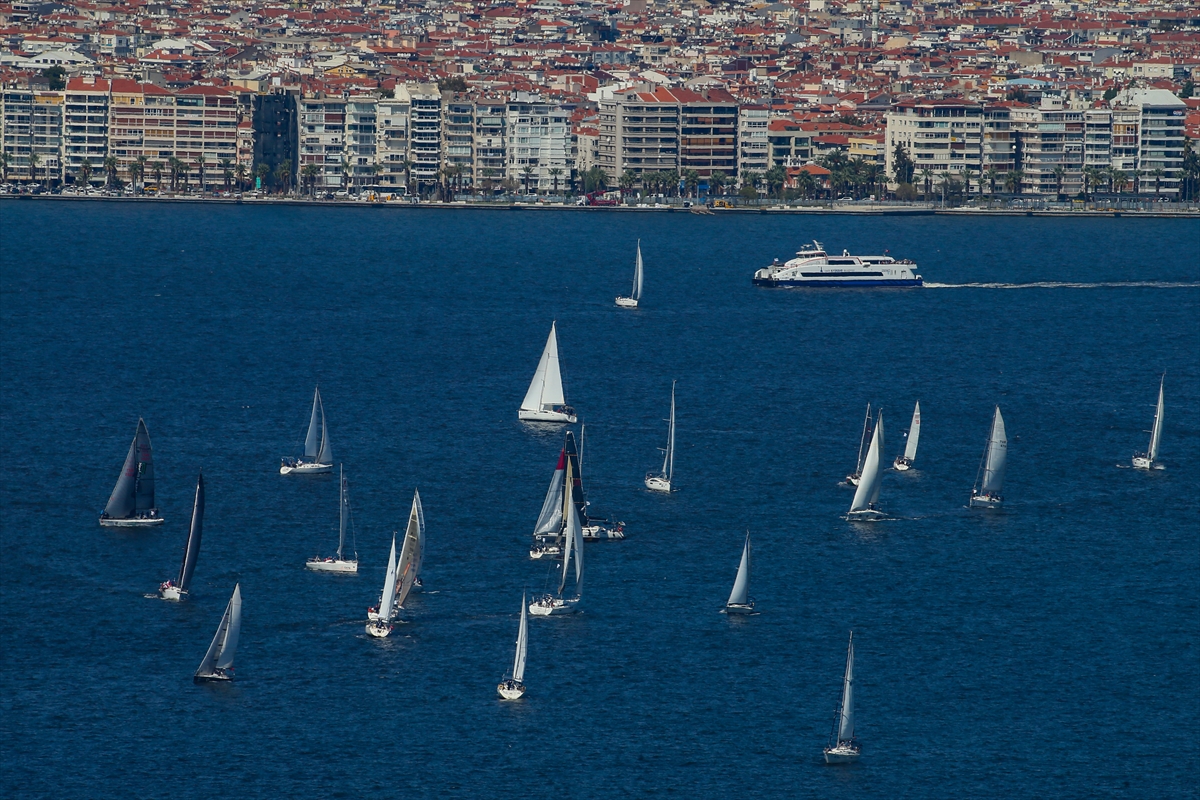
{"left": 411, "top": 489, "right": 426, "bottom": 590}
{"left": 194, "top": 583, "right": 242, "bottom": 683}
{"left": 99, "top": 418, "right": 163, "bottom": 527}
{"left": 847, "top": 411, "right": 886, "bottom": 520}
{"left": 498, "top": 593, "right": 529, "bottom": 699}
{"left": 615, "top": 240, "right": 644, "bottom": 308}
{"left": 845, "top": 404, "right": 872, "bottom": 486}
{"left": 722, "top": 532, "right": 755, "bottom": 615}
{"left": 159, "top": 473, "right": 204, "bottom": 601}
{"left": 1132, "top": 375, "right": 1165, "bottom": 470}
{"left": 645, "top": 381, "right": 676, "bottom": 492}
{"left": 366, "top": 492, "right": 423, "bottom": 637}
{"left": 306, "top": 465, "right": 358, "bottom": 573}
{"left": 366, "top": 534, "right": 398, "bottom": 636}
{"left": 823, "top": 631, "right": 860, "bottom": 763}
{"left": 529, "top": 448, "right": 566, "bottom": 559}
{"left": 969, "top": 406, "right": 1007, "bottom": 508}
{"left": 893, "top": 401, "right": 920, "bottom": 471}
{"left": 575, "top": 426, "right": 624, "bottom": 541}
{"left": 281, "top": 386, "right": 333, "bottom": 474}
{"left": 518, "top": 322, "right": 577, "bottom": 423}
{"left": 530, "top": 457, "right": 584, "bottom": 616}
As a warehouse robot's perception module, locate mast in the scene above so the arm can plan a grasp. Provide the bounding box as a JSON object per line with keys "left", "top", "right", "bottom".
{"left": 727, "top": 533, "right": 751, "bottom": 606}
{"left": 850, "top": 412, "right": 884, "bottom": 512}
{"left": 558, "top": 460, "right": 575, "bottom": 596}
{"left": 512, "top": 593, "right": 528, "bottom": 682}
{"left": 176, "top": 473, "right": 204, "bottom": 591}
{"left": 854, "top": 403, "right": 872, "bottom": 476}
{"left": 337, "top": 465, "right": 347, "bottom": 561}
{"left": 564, "top": 431, "right": 587, "bottom": 522}
{"left": 664, "top": 381, "right": 676, "bottom": 481}
{"left": 1148, "top": 376, "right": 1164, "bottom": 462}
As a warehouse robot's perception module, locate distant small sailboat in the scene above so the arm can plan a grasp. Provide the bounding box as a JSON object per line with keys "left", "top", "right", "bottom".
{"left": 645, "top": 381, "right": 676, "bottom": 493}
{"left": 530, "top": 448, "right": 566, "bottom": 558}
{"left": 159, "top": 473, "right": 204, "bottom": 601}
{"left": 411, "top": 489, "right": 426, "bottom": 590}
{"left": 969, "top": 406, "right": 1007, "bottom": 508}
{"left": 722, "top": 532, "right": 755, "bottom": 615}
{"left": 823, "top": 631, "right": 860, "bottom": 763}
{"left": 366, "top": 534, "right": 399, "bottom": 637}
{"left": 194, "top": 583, "right": 242, "bottom": 683}
{"left": 99, "top": 418, "right": 163, "bottom": 527}
{"left": 893, "top": 401, "right": 920, "bottom": 471}
{"left": 615, "top": 240, "right": 644, "bottom": 308}
{"left": 1132, "top": 375, "right": 1165, "bottom": 470}
{"left": 498, "top": 592, "right": 529, "bottom": 699}
{"left": 518, "top": 322, "right": 577, "bottom": 423}
{"left": 848, "top": 411, "right": 886, "bottom": 520}
{"left": 530, "top": 458, "right": 584, "bottom": 616}
{"left": 845, "top": 404, "right": 872, "bottom": 486}
{"left": 366, "top": 492, "right": 423, "bottom": 637}
{"left": 281, "top": 386, "right": 333, "bottom": 474}
{"left": 306, "top": 464, "right": 358, "bottom": 573}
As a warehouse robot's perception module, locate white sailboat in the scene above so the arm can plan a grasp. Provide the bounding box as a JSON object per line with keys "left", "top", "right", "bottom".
{"left": 99, "top": 418, "right": 163, "bottom": 527}
{"left": 498, "top": 593, "right": 529, "bottom": 700}
{"left": 194, "top": 583, "right": 242, "bottom": 683}
{"left": 645, "top": 381, "right": 676, "bottom": 493}
{"left": 1132, "top": 375, "right": 1165, "bottom": 470}
{"left": 529, "top": 448, "right": 566, "bottom": 558}
{"left": 281, "top": 386, "right": 333, "bottom": 474}
{"left": 159, "top": 473, "right": 204, "bottom": 601}
{"left": 530, "top": 458, "right": 584, "bottom": 616}
{"left": 893, "top": 401, "right": 920, "bottom": 471}
{"left": 969, "top": 406, "right": 1007, "bottom": 508}
{"left": 518, "top": 322, "right": 577, "bottom": 423}
{"left": 411, "top": 489, "right": 426, "bottom": 590}
{"left": 615, "top": 240, "right": 644, "bottom": 308}
{"left": 847, "top": 411, "right": 886, "bottom": 520}
{"left": 367, "top": 493, "right": 423, "bottom": 637}
{"left": 722, "top": 533, "right": 755, "bottom": 615}
{"left": 306, "top": 465, "right": 358, "bottom": 573}
{"left": 845, "top": 404, "right": 872, "bottom": 486}
{"left": 823, "top": 631, "right": 860, "bottom": 763}
{"left": 576, "top": 426, "right": 625, "bottom": 541}
{"left": 366, "top": 534, "right": 398, "bottom": 636}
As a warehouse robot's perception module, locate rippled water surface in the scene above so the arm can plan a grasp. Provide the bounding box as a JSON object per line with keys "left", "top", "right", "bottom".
{"left": 2, "top": 201, "right": 1198, "bottom": 798}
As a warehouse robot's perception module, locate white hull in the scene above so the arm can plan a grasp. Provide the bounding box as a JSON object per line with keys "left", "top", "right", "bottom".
{"left": 1131, "top": 456, "right": 1158, "bottom": 470}
{"left": 615, "top": 296, "right": 638, "bottom": 308}
{"left": 723, "top": 603, "right": 755, "bottom": 615}
{"left": 518, "top": 408, "right": 577, "bottom": 424}
{"left": 645, "top": 475, "right": 671, "bottom": 493}
{"left": 498, "top": 681, "right": 526, "bottom": 700}
{"left": 582, "top": 524, "right": 625, "bottom": 541}
{"left": 100, "top": 516, "right": 164, "bottom": 527}
{"left": 847, "top": 509, "right": 886, "bottom": 521}
{"left": 823, "top": 745, "right": 860, "bottom": 764}
{"left": 845, "top": 475, "right": 861, "bottom": 486}
{"left": 280, "top": 461, "right": 333, "bottom": 475}
{"left": 365, "top": 620, "right": 392, "bottom": 638}
{"left": 158, "top": 584, "right": 185, "bottom": 601}
{"left": 530, "top": 545, "right": 561, "bottom": 560}
{"left": 529, "top": 596, "right": 580, "bottom": 616}
{"left": 969, "top": 493, "right": 1002, "bottom": 509}
{"left": 193, "top": 670, "right": 231, "bottom": 684}
{"left": 893, "top": 457, "right": 912, "bottom": 471}
{"left": 306, "top": 558, "right": 358, "bottom": 573}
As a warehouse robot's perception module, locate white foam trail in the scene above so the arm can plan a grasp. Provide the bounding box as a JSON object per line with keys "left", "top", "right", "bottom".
{"left": 924, "top": 281, "right": 1200, "bottom": 289}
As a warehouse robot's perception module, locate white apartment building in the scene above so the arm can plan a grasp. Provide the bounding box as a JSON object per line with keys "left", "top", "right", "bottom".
{"left": 473, "top": 95, "right": 507, "bottom": 189}
{"left": 298, "top": 94, "right": 346, "bottom": 190}
{"left": 1, "top": 86, "right": 63, "bottom": 182}
{"left": 1009, "top": 95, "right": 1084, "bottom": 196}
{"left": 408, "top": 84, "right": 441, "bottom": 192}
{"left": 505, "top": 92, "right": 570, "bottom": 194}
{"left": 63, "top": 76, "right": 110, "bottom": 184}
{"left": 376, "top": 88, "right": 410, "bottom": 189}
{"left": 737, "top": 105, "right": 769, "bottom": 176}
{"left": 344, "top": 97, "right": 378, "bottom": 186}
{"left": 442, "top": 92, "right": 474, "bottom": 189}
{"left": 885, "top": 98, "right": 983, "bottom": 184}
{"left": 1119, "top": 88, "right": 1186, "bottom": 197}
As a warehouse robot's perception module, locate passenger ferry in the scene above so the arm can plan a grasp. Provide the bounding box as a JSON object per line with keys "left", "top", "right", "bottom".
{"left": 753, "top": 241, "right": 922, "bottom": 288}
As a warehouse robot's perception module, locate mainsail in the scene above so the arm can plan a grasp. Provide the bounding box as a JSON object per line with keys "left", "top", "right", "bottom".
{"left": 980, "top": 406, "right": 1007, "bottom": 494}
{"left": 520, "top": 322, "right": 567, "bottom": 412}
{"left": 904, "top": 401, "right": 921, "bottom": 461}
{"left": 196, "top": 583, "right": 242, "bottom": 678}
{"left": 632, "top": 240, "right": 644, "bottom": 301}
{"left": 557, "top": 460, "right": 584, "bottom": 598}
{"left": 1148, "top": 377, "right": 1164, "bottom": 462}
{"left": 105, "top": 419, "right": 156, "bottom": 518}
{"left": 853, "top": 404, "right": 872, "bottom": 477}
{"left": 727, "top": 534, "right": 751, "bottom": 606}
{"left": 564, "top": 431, "right": 588, "bottom": 522}
{"left": 413, "top": 488, "right": 426, "bottom": 579}
{"left": 662, "top": 382, "right": 676, "bottom": 481}
{"left": 512, "top": 593, "right": 528, "bottom": 683}
{"left": 176, "top": 473, "right": 204, "bottom": 592}
{"left": 533, "top": 450, "right": 566, "bottom": 537}
{"left": 850, "top": 413, "right": 884, "bottom": 512}
{"left": 395, "top": 492, "right": 423, "bottom": 610}
{"left": 837, "top": 632, "right": 855, "bottom": 742}
{"left": 303, "top": 387, "right": 332, "bottom": 463}
{"left": 378, "top": 534, "right": 399, "bottom": 621}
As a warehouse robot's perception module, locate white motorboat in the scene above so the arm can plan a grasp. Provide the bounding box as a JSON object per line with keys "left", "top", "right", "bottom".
{"left": 159, "top": 473, "right": 204, "bottom": 601}
{"left": 194, "top": 584, "right": 242, "bottom": 683}
{"left": 281, "top": 386, "right": 333, "bottom": 474}
{"left": 1132, "top": 375, "right": 1165, "bottom": 470}
{"left": 306, "top": 465, "right": 358, "bottom": 573}
{"left": 893, "top": 401, "right": 920, "bottom": 471}
{"left": 645, "top": 381, "right": 676, "bottom": 493}
{"left": 969, "top": 406, "right": 1007, "bottom": 508}
{"left": 823, "top": 631, "right": 860, "bottom": 764}
{"left": 518, "top": 322, "right": 577, "bottom": 423}
{"left": 530, "top": 458, "right": 584, "bottom": 617}
{"left": 615, "top": 240, "right": 644, "bottom": 308}
{"left": 722, "top": 532, "right": 755, "bottom": 615}
{"left": 755, "top": 241, "right": 922, "bottom": 288}
{"left": 498, "top": 593, "right": 529, "bottom": 700}
{"left": 99, "top": 418, "right": 164, "bottom": 527}
{"left": 847, "top": 411, "right": 886, "bottom": 521}
{"left": 845, "top": 403, "right": 872, "bottom": 486}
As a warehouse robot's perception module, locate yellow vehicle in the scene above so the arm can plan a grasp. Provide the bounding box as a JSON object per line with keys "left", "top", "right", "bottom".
{"left": 710, "top": 199, "right": 734, "bottom": 209}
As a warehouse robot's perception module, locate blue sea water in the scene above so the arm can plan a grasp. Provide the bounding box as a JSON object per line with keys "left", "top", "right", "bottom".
{"left": 1, "top": 200, "right": 1198, "bottom": 798}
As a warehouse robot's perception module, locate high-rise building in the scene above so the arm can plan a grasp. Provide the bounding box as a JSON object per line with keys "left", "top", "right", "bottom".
{"left": 376, "top": 88, "right": 411, "bottom": 190}
{"left": 442, "top": 92, "right": 474, "bottom": 189}
{"left": 63, "top": 76, "right": 110, "bottom": 185}
{"left": 885, "top": 98, "right": 983, "bottom": 184}
{"left": 737, "top": 105, "right": 770, "bottom": 177}
{"left": 298, "top": 93, "right": 346, "bottom": 191}
{"left": 407, "top": 84, "right": 441, "bottom": 193}
{"left": 473, "top": 95, "right": 507, "bottom": 190}
{"left": 505, "top": 92, "right": 570, "bottom": 193}
{"left": 1009, "top": 95, "right": 1084, "bottom": 196}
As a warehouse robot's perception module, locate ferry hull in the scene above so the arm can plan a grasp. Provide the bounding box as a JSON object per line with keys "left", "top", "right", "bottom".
{"left": 754, "top": 277, "right": 923, "bottom": 288}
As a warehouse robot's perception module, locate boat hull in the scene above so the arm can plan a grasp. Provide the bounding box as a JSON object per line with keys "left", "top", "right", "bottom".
{"left": 193, "top": 671, "right": 231, "bottom": 684}
{"left": 755, "top": 277, "right": 922, "bottom": 288}
{"left": 280, "top": 461, "right": 332, "bottom": 475}
{"left": 529, "top": 596, "right": 580, "bottom": 616}
{"left": 847, "top": 509, "right": 886, "bottom": 521}
{"left": 529, "top": 545, "right": 561, "bottom": 560}
{"left": 158, "top": 585, "right": 185, "bottom": 601}
{"left": 893, "top": 457, "right": 912, "bottom": 471}
{"left": 582, "top": 524, "right": 625, "bottom": 541}
{"left": 305, "top": 558, "right": 358, "bottom": 573}
{"left": 823, "top": 745, "right": 861, "bottom": 764}
{"left": 99, "top": 516, "right": 164, "bottom": 527}
{"left": 723, "top": 603, "right": 755, "bottom": 615}
{"left": 365, "top": 620, "right": 393, "bottom": 638}
{"left": 969, "top": 493, "right": 1002, "bottom": 509}
{"left": 615, "top": 296, "right": 638, "bottom": 308}
{"left": 1131, "top": 456, "right": 1157, "bottom": 470}
{"left": 645, "top": 475, "right": 671, "bottom": 493}
{"left": 498, "top": 681, "right": 526, "bottom": 700}
{"left": 844, "top": 474, "right": 861, "bottom": 486}
{"left": 518, "top": 409, "right": 577, "bottom": 424}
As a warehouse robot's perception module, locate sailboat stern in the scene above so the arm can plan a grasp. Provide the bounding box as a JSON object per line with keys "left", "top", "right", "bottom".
{"left": 645, "top": 474, "right": 672, "bottom": 493}
{"left": 969, "top": 491, "right": 1003, "bottom": 509}
{"left": 615, "top": 296, "right": 639, "bottom": 308}
{"left": 497, "top": 680, "right": 527, "bottom": 700}
{"left": 823, "top": 743, "right": 861, "bottom": 764}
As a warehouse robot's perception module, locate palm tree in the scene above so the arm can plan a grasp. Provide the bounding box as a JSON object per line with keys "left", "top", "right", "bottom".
{"left": 1112, "top": 169, "right": 1128, "bottom": 194}
{"left": 1052, "top": 165, "right": 1066, "bottom": 200}
{"left": 301, "top": 163, "right": 320, "bottom": 196}
{"left": 127, "top": 160, "right": 143, "bottom": 191}
{"left": 1149, "top": 167, "right": 1164, "bottom": 200}
{"left": 276, "top": 159, "right": 292, "bottom": 194}
{"left": 764, "top": 166, "right": 786, "bottom": 199}
{"left": 400, "top": 159, "right": 415, "bottom": 195}
{"left": 985, "top": 167, "right": 999, "bottom": 196}
{"left": 618, "top": 169, "right": 636, "bottom": 198}
{"left": 103, "top": 155, "right": 118, "bottom": 188}
{"left": 341, "top": 159, "right": 352, "bottom": 191}
{"left": 1083, "top": 167, "right": 1100, "bottom": 202}
{"left": 1005, "top": 169, "right": 1024, "bottom": 196}
{"left": 0, "top": 151, "right": 8, "bottom": 182}
{"left": 741, "top": 171, "right": 762, "bottom": 201}
{"left": 795, "top": 169, "right": 816, "bottom": 200}
{"left": 918, "top": 167, "right": 934, "bottom": 200}
{"left": 683, "top": 169, "right": 700, "bottom": 198}
{"left": 709, "top": 170, "right": 728, "bottom": 197}
{"left": 79, "top": 158, "right": 93, "bottom": 187}
{"left": 521, "top": 165, "right": 534, "bottom": 195}
{"left": 27, "top": 152, "right": 40, "bottom": 185}
{"left": 234, "top": 162, "right": 246, "bottom": 192}
{"left": 481, "top": 167, "right": 496, "bottom": 195}
{"left": 168, "top": 157, "right": 181, "bottom": 191}
{"left": 255, "top": 162, "right": 270, "bottom": 192}
{"left": 219, "top": 158, "right": 233, "bottom": 192}
{"left": 135, "top": 155, "right": 147, "bottom": 191}
{"left": 548, "top": 167, "right": 563, "bottom": 195}
{"left": 196, "top": 153, "right": 207, "bottom": 192}
{"left": 960, "top": 166, "right": 974, "bottom": 201}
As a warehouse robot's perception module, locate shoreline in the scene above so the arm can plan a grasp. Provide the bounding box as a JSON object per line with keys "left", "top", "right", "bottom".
{"left": 3, "top": 193, "right": 1198, "bottom": 219}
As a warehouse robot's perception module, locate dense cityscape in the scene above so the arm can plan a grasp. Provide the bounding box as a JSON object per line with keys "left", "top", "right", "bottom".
{"left": 1, "top": 0, "right": 1198, "bottom": 202}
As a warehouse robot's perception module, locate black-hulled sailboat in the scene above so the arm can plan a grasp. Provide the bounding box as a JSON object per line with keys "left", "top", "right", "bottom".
{"left": 100, "top": 418, "right": 163, "bottom": 527}
{"left": 159, "top": 473, "right": 204, "bottom": 600}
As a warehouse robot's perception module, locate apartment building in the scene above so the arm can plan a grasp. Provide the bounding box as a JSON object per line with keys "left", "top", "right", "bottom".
{"left": 376, "top": 88, "right": 411, "bottom": 189}
{"left": 766, "top": 119, "right": 814, "bottom": 169}
{"left": 676, "top": 87, "right": 738, "bottom": 183}
{"left": 1083, "top": 108, "right": 1112, "bottom": 171}
{"left": 982, "top": 105, "right": 1015, "bottom": 175}
{"left": 885, "top": 99, "right": 983, "bottom": 184}
{"left": 737, "top": 105, "right": 770, "bottom": 176}
{"left": 408, "top": 84, "right": 441, "bottom": 192}
{"left": 1, "top": 85, "right": 62, "bottom": 182}
{"left": 597, "top": 86, "right": 680, "bottom": 184}
{"left": 505, "top": 92, "right": 570, "bottom": 193}
{"left": 1120, "top": 88, "right": 1186, "bottom": 197}
{"left": 344, "top": 96, "right": 378, "bottom": 186}
{"left": 298, "top": 94, "right": 346, "bottom": 190}
{"left": 63, "top": 76, "right": 110, "bottom": 184}
{"left": 442, "top": 92, "right": 475, "bottom": 188}
{"left": 473, "top": 95, "right": 507, "bottom": 189}
{"left": 1009, "top": 95, "right": 1084, "bottom": 196}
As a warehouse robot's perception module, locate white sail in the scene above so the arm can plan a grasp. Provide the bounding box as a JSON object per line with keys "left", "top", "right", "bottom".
{"left": 533, "top": 451, "right": 566, "bottom": 537}
{"left": 850, "top": 413, "right": 884, "bottom": 512}
{"left": 981, "top": 406, "right": 1007, "bottom": 494}
{"left": 633, "top": 240, "right": 644, "bottom": 301}
{"left": 337, "top": 466, "right": 348, "bottom": 560}
{"left": 1148, "top": 377, "right": 1164, "bottom": 462}
{"left": 569, "top": 495, "right": 583, "bottom": 595}
{"left": 197, "top": 583, "right": 242, "bottom": 677}
{"left": 558, "top": 461, "right": 576, "bottom": 595}
{"left": 663, "top": 381, "right": 676, "bottom": 480}
{"left": 512, "top": 593, "right": 528, "bottom": 682}
{"left": 727, "top": 534, "right": 751, "bottom": 606}
{"left": 520, "top": 322, "right": 566, "bottom": 412}
{"left": 853, "top": 403, "right": 872, "bottom": 477}
{"left": 837, "top": 632, "right": 855, "bottom": 742}
{"left": 904, "top": 401, "right": 920, "bottom": 461}
{"left": 304, "top": 387, "right": 322, "bottom": 458}
{"left": 413, "top": 488, "right": 426, "bottom": 578}
{"left": 378, "top": 534, "right": 399, "bottom": 621}
{"left": 395, "top": 493, "right": 422, "bottom": 610}
{"left": 317, "top": 395, "right": 331, "bottom": 464}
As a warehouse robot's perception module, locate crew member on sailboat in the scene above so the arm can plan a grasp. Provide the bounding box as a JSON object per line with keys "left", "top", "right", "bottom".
{"left": 518, "top": 322, "right": 577, "bottom": 423}
{"left": 99, "top": 418, "right": 163, "bottom": 527}
{"left": 281, "top": 386, "right": 333, "bottom": 474}
{"left": 159, "top": 473, "right": 204, "bottom": 601}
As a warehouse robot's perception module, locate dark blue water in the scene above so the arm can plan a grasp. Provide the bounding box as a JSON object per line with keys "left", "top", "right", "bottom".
{"left": 2, "top": 201, "right": 1198, "bottom": 798}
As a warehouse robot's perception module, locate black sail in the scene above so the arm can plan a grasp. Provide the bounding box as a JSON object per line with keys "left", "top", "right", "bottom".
{"left": 177, "top": 473, "right": 204, "bottom": 591}
{"left": 133, "top": 419, "right": 156, "bottom": 512}
{"left": 104, "top": 434, "right": 139, "bottom": 519}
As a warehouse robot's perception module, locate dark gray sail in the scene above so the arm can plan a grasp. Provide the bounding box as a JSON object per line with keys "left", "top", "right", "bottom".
{"left": 563, "top": 431, "right": 587, "bottom": 523}
{"left": 104, "top": 434, "right": 139, "bottom": 519}
{"left": 176, "top": 473, "right": 204, "bottom": 592}
{"left": 133, "top": 419, "right": 156, "bottom": 512}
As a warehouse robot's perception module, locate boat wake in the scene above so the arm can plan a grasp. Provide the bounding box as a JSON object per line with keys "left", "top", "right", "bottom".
{"left": 924, "top": 281, "right": 1200, "bottom": 289}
